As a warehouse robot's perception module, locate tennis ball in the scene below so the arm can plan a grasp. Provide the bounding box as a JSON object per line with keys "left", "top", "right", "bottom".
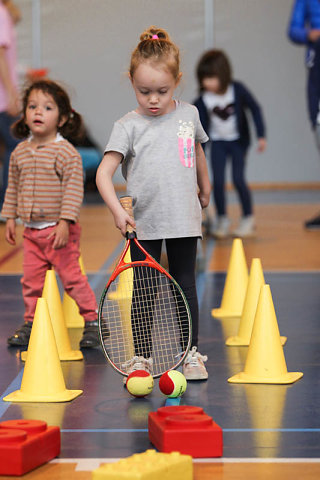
{"left": 126, "top": 370, "right": 154, "bottom": 397}
{"left": 159, "top": 370, "right": 187, "bottom": 398}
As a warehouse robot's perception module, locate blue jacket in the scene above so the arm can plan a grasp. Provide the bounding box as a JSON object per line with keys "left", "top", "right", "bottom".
{"left": 288, "top": 0, "right": 320, "bottom": 45}
{"left": 194, "top": 81, "right": 265, "bottom": 150}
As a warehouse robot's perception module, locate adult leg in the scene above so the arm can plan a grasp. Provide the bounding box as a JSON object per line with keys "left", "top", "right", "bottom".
{"left": 305, "top": 40, "right": 320, "bottom": 228}
{"left": 0, "top": 112, "right": 19, "bottom": 210}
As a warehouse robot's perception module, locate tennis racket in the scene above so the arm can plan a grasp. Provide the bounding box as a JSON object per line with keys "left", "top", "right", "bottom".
{"left": 98, "top": 196, "right": 192, "bottom": 378}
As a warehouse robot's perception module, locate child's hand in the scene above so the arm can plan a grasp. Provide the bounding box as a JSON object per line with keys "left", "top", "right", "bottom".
{"left": 48, "top": 220, "right": 70, "bottom": 249}
{"left": 198, "top": 190, "right": 211, "bottom": 209}
{"left": 257, "top": 138, "right": 267, "bottom": 153}
{"left": 5, "top": 218, "right": 16, "bottom": 245}
{"left": 115, "top": 210, "right": 136, "bottom": 237}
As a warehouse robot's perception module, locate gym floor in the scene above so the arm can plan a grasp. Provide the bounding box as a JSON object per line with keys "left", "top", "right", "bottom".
{"left": 0, "top": 188, "right": 319, "bottom": 479}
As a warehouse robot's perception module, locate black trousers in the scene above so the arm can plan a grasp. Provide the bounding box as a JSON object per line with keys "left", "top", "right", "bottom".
{"left": 130, "top": 237, "right": 199, "bottom": 357}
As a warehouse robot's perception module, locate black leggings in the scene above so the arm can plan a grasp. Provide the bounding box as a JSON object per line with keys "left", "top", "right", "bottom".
{"left": 130, "top": 237, "right": 199, "bottom": 356}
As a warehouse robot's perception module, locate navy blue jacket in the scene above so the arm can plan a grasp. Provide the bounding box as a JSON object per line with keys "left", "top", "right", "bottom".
{"left": 288, "top": 0, "right": 320, "bottom": 45}
{"left": 194, "top": 81, "right": 266, "bottom": 150}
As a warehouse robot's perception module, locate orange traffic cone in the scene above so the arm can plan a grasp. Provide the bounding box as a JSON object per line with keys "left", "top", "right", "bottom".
{"left": 4, "top": 298, "right": 83, "bottom": 402}
{"left": 21, "top": 269, "right": 83, "bottom": 362}
{"left": 228, "top": 285, "right": 303, "bottom": 384}
{"left": 212, "top": 238, "right": 248, "bottom": 318}
{"left": 225, "top": 258, "right": 286, "bottom": 346}
{"left": 63, "top": 256, "right": 85, "bottom": 328}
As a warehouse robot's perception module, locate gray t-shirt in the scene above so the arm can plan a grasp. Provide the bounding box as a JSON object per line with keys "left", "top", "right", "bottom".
{"left": 105, "top": 101, "right": 208, "bottom": 240}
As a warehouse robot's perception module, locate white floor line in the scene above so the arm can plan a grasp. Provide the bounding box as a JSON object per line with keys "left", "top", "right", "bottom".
{"left": 50, "top": 457, "right": 320, "bottom": 472}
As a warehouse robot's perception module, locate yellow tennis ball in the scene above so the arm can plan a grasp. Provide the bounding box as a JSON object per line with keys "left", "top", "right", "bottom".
{"left": 159, "top": 370, "right": 187, "bottom": 398}
{"left": 126, "top": 370, "right": 154, "bottom": 397}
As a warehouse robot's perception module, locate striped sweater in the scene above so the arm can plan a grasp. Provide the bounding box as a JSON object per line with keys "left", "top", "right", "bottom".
{"left": 1, "top": 138, "right": 84, "bottom": 223}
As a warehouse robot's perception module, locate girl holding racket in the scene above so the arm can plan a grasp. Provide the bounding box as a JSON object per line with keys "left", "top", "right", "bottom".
{"left": 96, "top": 26, "right": 211, "bottom": 380}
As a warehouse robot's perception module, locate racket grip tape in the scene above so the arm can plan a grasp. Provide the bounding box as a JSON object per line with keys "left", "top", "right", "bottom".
{"left": 120, "top": 196, "right": 135, "bottom": 234}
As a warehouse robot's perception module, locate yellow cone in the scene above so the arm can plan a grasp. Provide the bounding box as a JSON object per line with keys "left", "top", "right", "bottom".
{"left": 107, "top": 250, "right": 134, "bottom": 359}
{"left": 21, "top": 270, "right": 83, "bottom": 362}
{"left": 212, "top": 238, "right": 248, "bottom": 318}
{"left": 4, "top": 298, "right": 83, "bottom": 402}
{"left": 226, "top": 258, "right": 286, "bottom": 346}
{"left": 63, "top": 255, "right": 85, "bottom": 328}
{"left": 228, "top": 285, "right": 303, "bottom": 384}
{"left": 108, "top": 250, "right": 132, "bottom": 300}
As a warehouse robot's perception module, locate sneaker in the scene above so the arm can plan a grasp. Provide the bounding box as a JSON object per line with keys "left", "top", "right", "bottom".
{"left": 233, "top": 215, "right": 255, "bottom": 238}
{"left": 210, "top": 216, "right": 230, "bottom": 239}
{"left": 7, "top": 322, "right": 32, "bottom": 346}
{"left": 122, "top": 356, "right": 153, "bottom": 384}
{"left": 183, "top": 347, "right": 208, "bottom": 380}
{"left": 305, "top": 213, "right": 320, "bottom": 230}
{"left": 80, "top": 321, "right": 101, "bottom": 348}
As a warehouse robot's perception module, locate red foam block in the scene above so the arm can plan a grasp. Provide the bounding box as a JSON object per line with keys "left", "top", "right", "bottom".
{"left": 148, "top": 405, "right": 223, "bottom": 458}
{"left": 0, "top": 419, "right": 60, "bottom": 475}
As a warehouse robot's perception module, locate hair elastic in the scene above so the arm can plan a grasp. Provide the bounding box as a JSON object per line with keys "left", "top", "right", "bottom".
{"left": 152, "top": 34, "right": 159, "bottom": 39}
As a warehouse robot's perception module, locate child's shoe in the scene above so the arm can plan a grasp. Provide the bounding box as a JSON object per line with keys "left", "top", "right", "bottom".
{"left": 122, "top": 356, "right": 153, "bottom": 384}
{"left": 80, "top": 321, "right": 101, "bottom": 348}
{"left": 210, "top": 216, "right": 230, "bottom": 239}
{"left": 7, "top": 322, "right": 32, "bottom": 346}
{"left": 183, "top": 347, "right": 208, "bottom": 380}
{"left": 233, "top": 215, "right": 256, "bottom": 238}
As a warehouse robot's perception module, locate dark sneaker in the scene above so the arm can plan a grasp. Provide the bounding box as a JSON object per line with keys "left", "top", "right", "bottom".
{"left": 305, "top": 214, "right": 320, "bottom": 230}
{"left": 80, "top": 321, "right": 101, "bottom": 348}
{"left": 7, "top": 322, "right": 32, "bottom": 346}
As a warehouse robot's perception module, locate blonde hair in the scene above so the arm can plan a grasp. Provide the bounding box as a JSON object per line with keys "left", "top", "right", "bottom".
{"left": 129, "top": 26, "right": 180, "bottom": 81}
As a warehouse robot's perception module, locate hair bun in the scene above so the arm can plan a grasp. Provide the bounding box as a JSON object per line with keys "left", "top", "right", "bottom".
{"left": 140, "top": 26, "right": 169, "bottom": 42}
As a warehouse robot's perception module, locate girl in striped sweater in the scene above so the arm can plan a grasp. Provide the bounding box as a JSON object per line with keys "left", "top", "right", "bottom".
{"left": 1, "top": 79, "right": 99, "bottom": 348}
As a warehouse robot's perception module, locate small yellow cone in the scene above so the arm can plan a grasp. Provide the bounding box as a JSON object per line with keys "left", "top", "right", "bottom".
{"left": 21, "top": 269, "right": 83, "bottom": 362}
{"left": 106, "top": 250, "right": 134, "bottom": 359}
{"left": 212, "top": 238, "right": 248, "bottom": 318}
{"left": 226, "top": 259, "right": 286, "bottom": 346}
{"left": 63, "top": 256, "right": 85, "bottom": 328}
{"left": 108, "top": 250, "right": 132, "bottom": 300}
{"left": 4, "top": 298, "right": 83, "bottom": 402}
{"left": 228, "top": 285, "right": 303, "bottom": 384}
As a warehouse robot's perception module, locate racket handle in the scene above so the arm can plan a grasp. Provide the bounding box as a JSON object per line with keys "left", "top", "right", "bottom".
{"left": 120, "top": 196, "right": 135, "bottom": 234}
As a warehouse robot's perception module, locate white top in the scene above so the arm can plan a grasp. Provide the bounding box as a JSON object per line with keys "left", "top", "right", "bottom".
{"left": 105, "top": 101, "right": 208, "bottom": 240}
{"left": 202, "top": 85, "right": 239, "bottom": 141}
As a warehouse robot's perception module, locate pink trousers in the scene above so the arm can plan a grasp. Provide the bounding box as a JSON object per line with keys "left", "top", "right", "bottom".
{"left": 22, "top": 223, "right": 97, "bottom": 323}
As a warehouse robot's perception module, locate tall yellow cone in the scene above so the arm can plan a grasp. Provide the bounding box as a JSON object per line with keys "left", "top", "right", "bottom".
{"left": 21, "top": 269, "right": 83, "bottom": 362}
{"left": 108, "top": 250, "right": 132, "bottom": 300}
{"left": 4, "top": 298, "right": 83, "bottom": 402}
{"left": 107, "top": 250, "right": 134, "bottom": 359}
{"left": 212, "top": 238, "right": 248, "bottom": 318}
{"left": 228, "top": 285, "right": 303, "bottom": 384}
{"left": 226, "top": 258, "right": 286, "bottom": 346}
{"left": 63, "top": 255, "right": 85, "bottom": 328}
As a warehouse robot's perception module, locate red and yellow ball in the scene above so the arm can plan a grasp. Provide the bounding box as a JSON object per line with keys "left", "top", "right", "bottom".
{"left": 159, "top": 370, "right": 187, "bottom": 398}
{"left": 126, "top": 370, "right": 154, "bottom": 397}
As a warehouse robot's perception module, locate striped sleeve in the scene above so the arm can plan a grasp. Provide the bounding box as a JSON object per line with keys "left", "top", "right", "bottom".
{"left": 57, "top": 142, "right": 84, "bottom": 222}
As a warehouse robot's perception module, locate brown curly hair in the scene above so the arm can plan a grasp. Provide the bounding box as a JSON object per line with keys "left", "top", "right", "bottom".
{"left": 12, "top": 79, "right": 84, "bottom": 141}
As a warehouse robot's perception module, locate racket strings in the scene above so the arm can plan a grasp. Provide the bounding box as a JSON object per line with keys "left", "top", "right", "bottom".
{"left": 100, "top": 264, "right": 190, "bottom": 377}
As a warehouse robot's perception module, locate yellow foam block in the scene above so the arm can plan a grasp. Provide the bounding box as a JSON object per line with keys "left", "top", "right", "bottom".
{"left": 92, "top": 449, "right": 193, "bottom": 480}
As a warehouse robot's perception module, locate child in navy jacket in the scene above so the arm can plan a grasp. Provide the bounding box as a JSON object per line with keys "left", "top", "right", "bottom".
{"left": 194, "top": 49, "right": 266, "bottom": 238}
